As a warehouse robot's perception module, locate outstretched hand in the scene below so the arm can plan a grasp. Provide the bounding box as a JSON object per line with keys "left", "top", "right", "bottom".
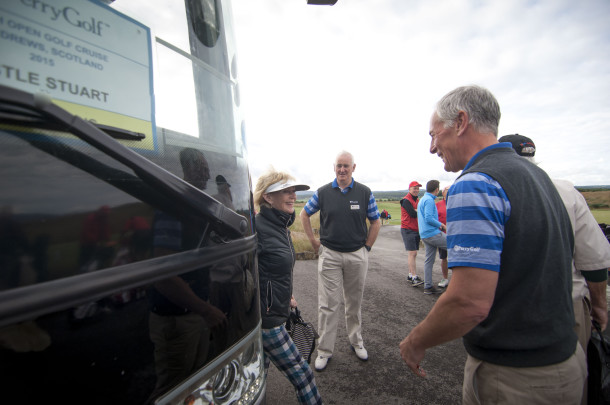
{"left": 399, "top": 336, "right": 427, "bottom": 378}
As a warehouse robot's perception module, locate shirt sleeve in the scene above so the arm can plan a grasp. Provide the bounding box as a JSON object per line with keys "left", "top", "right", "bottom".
{"left": 400, "top": 198, "right": 417, "bottom": 218}
{"left": 303, "top": 191, "right": 320, "bottom": 216}
{"left": 367, "top": 192, "right": 380, "bottom": 221}
{"left": 423, "top": 197, "right": 442, "bottom": 228}
{"left": 568, "top": 183, "right": 610, "bottom": 271}
{"left": 447, "top": 172, "right": 511, "bottom": 272}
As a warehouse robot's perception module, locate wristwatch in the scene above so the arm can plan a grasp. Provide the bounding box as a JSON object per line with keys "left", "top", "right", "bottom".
{"left": 365, "top": 245, "right": 371, "bottom": 252}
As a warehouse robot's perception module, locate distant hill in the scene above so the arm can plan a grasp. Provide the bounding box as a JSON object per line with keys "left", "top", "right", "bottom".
{"left": 576, "top": 185, "right": 610, "bottom": 192}
{"left": 297, "top": 189, "right": 418, "bottom": 201}
{"left": 297, "top": 185, "right": 610, "bottom": 202}
{"left": 372, "top": 190, "right": 412, "bottom": 200}
{"left": 296, "top": 191, "right": 314, "bottom": 201}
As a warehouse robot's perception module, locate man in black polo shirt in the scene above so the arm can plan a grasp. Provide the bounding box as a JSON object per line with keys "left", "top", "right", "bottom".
{"left": 300, "top": 151, "right": 381, "bottom": 371}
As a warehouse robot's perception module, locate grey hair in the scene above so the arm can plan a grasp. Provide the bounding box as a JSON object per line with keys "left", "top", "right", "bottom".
{"left": 523, "top": 155, "right": 538, "bottom": 165}
{"left": 336, "top": 150, "right": 354, "bottom": 163}
{"left": 436, "top": 85, "right": 501, "bottom": 136}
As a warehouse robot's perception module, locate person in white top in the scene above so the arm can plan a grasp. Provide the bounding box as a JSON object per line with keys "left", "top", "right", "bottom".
{"left": 500, "top": 134, "right": 610, "bottom": 405}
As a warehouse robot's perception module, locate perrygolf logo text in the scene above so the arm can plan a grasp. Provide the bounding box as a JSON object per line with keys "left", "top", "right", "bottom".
{"left": 453, "top": 245, "right": 481, "bottom": 253}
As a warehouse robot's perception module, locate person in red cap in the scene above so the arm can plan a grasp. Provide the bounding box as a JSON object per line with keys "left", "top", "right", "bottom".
{"left": 400, "top": 181, "right": 422, "bottom": 286}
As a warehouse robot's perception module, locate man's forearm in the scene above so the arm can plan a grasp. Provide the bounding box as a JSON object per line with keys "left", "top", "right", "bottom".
{"left": 587, "top": 278, "right": 608, "bottom": 330}
{"left": 299, "top": 209, "right": 316, "bottom": 244}
{"left": 405, "top": 267, "right": 497, "bottom": 349}
{"left": 366, "top": 219, "right": 381, "bottom": 247}
{"left": 407, "top": 289, "right": 486, "bottom": 349}
{"left": 400, "top": 267, "right": 497, "bottom": 376}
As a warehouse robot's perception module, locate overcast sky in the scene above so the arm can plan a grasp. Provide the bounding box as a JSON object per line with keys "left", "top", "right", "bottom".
{"left": 231, "top": 0, "right": 610, "bottom": 192}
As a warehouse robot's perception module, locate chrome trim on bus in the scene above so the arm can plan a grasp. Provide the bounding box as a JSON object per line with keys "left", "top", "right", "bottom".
{"left": 156, "top": 37, "right": 236, "bottom": 86}
{"left": 155, "top": 323, "right": 266, "bottom": 405}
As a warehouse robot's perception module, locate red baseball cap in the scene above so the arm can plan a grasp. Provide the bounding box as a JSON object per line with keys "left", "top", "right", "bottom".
{"left": 409, "top": 181, "right": 422, "bottom": 188}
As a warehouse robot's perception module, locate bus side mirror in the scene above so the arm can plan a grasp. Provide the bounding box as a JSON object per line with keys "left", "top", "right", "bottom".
{"left": 307, "top": 0, "right": 338, "bottom": 5}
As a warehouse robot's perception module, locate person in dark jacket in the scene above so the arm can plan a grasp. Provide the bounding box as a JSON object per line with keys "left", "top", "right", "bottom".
{"left": 254, "top": 169, "right": 323, "bottom": 405}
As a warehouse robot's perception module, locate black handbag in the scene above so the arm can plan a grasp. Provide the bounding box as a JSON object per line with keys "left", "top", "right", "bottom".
{"left": 588, "top": 320, "right": 610, "bottom": 404}
{"left": 286, "top": 307, "right": 319, "bottom": 364}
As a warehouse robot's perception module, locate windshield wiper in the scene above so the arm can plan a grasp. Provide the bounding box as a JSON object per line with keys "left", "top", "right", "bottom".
{"left": 0, "top": 85, "right": 248, "bottom": 238}
{"left": 0, "top": 100, "right": 145, "bottom": 141}
{"left": 92, "top": 123, "right": 145, "bottom": 141}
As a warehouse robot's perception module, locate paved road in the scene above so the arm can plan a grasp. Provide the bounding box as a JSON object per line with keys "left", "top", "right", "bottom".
{"left": 264, "top": 225, "right": 466, "bottom": 404}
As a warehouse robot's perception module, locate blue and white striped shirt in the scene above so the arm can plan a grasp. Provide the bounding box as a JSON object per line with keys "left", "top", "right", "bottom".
{"left": 447, "top": 172, "right": 511, "bottom": 272}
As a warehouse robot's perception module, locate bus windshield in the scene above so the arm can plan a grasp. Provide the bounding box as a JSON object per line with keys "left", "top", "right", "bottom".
{"left": 0, "top": 1, "right": 263, "bottom": 404}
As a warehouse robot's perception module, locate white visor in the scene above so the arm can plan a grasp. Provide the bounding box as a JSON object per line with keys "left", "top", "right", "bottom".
{"left": 265, "top": 180, "right": 310, "bottom": 194}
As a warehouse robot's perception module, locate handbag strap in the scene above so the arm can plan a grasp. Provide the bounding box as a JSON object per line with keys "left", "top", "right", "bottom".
{"left": 290, "top": 307, "right": 305, "bottom": 323}
{"left": 592, "top": 320, "right": 610, "bottom": 354}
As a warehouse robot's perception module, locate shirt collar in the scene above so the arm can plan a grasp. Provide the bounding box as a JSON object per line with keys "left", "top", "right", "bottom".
{"left": 464, "top": 142, "right": 511, "bottom": 171}
{"left": 332, "top": 178, "right": 355, "bottom": 193}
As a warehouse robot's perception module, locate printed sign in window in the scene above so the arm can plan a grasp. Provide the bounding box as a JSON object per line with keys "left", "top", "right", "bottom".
{"left": 0, "top": 0, "right": 156, "bottom": 151}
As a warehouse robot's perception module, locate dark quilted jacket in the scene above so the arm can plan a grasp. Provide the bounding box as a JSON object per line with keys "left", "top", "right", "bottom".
{"left": 256, "top": 206, "right": 295, "bottom": 329}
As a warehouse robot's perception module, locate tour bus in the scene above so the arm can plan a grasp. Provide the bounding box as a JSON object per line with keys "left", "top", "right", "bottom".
{"left": 0, "top": 0, "right": 266, "bottom": 403}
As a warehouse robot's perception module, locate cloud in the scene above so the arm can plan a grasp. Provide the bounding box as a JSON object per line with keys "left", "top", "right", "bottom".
{"left": 233, "top": 0, "right": 610, "bottom": 190}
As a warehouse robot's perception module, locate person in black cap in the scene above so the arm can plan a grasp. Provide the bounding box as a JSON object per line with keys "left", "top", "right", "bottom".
{"left": 498, "top": 133, "right": 536, "bottom": 157}
{"left": 214, "top": 174, "right": 233, "bottom": 208}
{"left": 216, "top": 174, "right": 231, "bottom": 187}
{"left": 500, "top": 133, "right": 610, "bottom": 405}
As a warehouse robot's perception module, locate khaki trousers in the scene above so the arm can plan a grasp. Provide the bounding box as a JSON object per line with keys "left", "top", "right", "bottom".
{"left": 573, "top": 296, "right": 592, "bottom": 405}
{"left": 462, "top": 344, "right": 587, "bottom": 405}
{"left": 573, "top": 296, "right": 592, "bottom": 353}
{"left": 316, "top": 245, "right": 368, "bottom": 357}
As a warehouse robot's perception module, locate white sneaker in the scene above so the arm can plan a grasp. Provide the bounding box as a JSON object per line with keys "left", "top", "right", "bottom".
{"left": 352, "top": 345, "right": 368, "bottom": 361}
{"left": 314, "top": 355, "right": 330, "bottom": 371}
{"left": 438, "top": 278, "right": 449, "bottom": 288}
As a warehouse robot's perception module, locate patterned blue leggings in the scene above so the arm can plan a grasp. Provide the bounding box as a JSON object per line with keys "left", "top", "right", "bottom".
{"left": 262, "top": 325, "right": 323, "bottom": 405}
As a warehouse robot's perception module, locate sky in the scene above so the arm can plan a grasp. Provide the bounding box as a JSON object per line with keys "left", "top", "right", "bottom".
{"left": 230, "top": 0, "right": 610, "bottom": 192}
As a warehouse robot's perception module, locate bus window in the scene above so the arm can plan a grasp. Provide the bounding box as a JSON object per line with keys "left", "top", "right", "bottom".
{"left": 0, "top": 0, "right": 264, "bottom": 403}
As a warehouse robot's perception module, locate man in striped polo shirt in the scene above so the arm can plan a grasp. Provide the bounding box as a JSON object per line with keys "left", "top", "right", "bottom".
{"left": 300, "top": 151, "right": 381, "bottom": 371}
{"left": 399, "top": 85, "right": 585, "bottom": 404}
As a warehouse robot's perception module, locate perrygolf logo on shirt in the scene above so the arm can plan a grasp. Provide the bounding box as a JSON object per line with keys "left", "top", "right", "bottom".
{"left": 453, "top": 245, "right": 481, "bottom": 253}
{"left": 350, "top": 200, "right": 360, "bottom": 210}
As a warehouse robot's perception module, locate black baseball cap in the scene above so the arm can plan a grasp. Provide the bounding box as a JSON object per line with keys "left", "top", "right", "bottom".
{"left": 499, "top": 134, "right": 536, "bottom": 157}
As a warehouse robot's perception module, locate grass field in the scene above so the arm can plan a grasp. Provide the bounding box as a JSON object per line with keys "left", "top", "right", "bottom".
{"left": 290, "top": 204, "right": 319, "bottom": 253}
{"left": 592, "top": 210, "right": 610, "bottom": 224}
{"left": 377, "top": 201, "right": 402, "bottom": 226}
{"left": 289, "top": 196, "right": 610, "bottom": 254}
{"left": 377, "top": 201, "right": 610, "bottom": 225}
{"left": 289, "top": 202, "right": 403, "bottom": 253}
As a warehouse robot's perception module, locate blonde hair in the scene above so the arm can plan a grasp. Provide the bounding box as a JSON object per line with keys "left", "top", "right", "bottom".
{"left": 254, "top": 167, "right": 296, "bottom": 211}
